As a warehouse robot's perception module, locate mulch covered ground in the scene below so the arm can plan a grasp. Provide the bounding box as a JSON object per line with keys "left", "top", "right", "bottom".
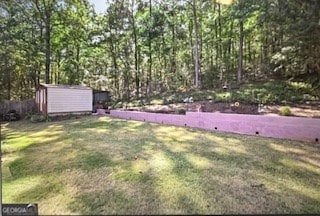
{"left": 124, "top": 102, "right": 320, "bottom": 118}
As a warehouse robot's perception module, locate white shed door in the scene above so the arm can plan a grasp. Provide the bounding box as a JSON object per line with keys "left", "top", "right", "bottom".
{"left": 47, "top": 88, "right": 92, "bottom": 113}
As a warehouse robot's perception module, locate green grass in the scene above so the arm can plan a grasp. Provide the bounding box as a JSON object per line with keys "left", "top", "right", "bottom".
{"left": 114, "top": 80, "right": 319, "bottom": 108}
{"left": 2, "top": 116, "right": 320, "bottom": 214}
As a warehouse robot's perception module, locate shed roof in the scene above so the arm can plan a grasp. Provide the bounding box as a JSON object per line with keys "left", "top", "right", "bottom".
{"left": 93, "top": 90, "right": 110, "bottom": 93}
{"left": 40, "top": 84, "right": 92, "bottom": 90}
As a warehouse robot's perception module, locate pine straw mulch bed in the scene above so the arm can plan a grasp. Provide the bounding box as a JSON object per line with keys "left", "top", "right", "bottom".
{"left": 124, "top": 102, "right": 320, "bottom": 118}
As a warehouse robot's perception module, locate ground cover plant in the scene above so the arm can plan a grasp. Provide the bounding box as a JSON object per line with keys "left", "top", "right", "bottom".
{"left": 2, "top": 116, "right": 320, "bottom": 215}
{"left": 113, "top": 80, "right": 319, "bottom": 110}
{"left": 111, "top": 80, "right": 320, "bottom": 118}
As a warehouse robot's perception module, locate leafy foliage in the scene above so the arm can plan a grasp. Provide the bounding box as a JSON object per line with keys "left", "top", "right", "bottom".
{"left": 0, "top": 0, "right": 319, "bottom": 102}
{"left": 280, "top": 106, "right": 292, "bottom": 116}
{"left": 112, "top": 80, "right": 319, "bottom": 108}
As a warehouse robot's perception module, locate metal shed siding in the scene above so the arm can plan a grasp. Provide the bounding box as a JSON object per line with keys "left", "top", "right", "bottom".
{"left": 47, "top": 87, "right": 92, "bottom": 113}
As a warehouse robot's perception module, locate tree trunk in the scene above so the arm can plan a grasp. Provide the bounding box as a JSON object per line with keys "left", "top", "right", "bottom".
{"left": 192, "top": 0, "right": 200, "bottom": 88}
{"left": 147, "top": 0, "right": 152, "bottom": 97}
{"left": 110, "top": 33, "right": 119, "bottom": 99}
{"left": 248, "top": 37, "right": 252, "bottom": 63}
{"left": 171, "top": 21, "right": 176, "bottom": 74}
{"left": 227, "top": 19, "right": 234, "bottom": 75}
{"left": 131, "top": 2, "right": 139, "bottom": 98}
{"left": 38, "top": 20, "right": 43, "bottom": 86}
{"left": 57, "top": 51, "right": 61, "bottom": 84}
{"left": 76, "top": 44, "right": 80, "bottom": 84}
{"left": 6, "top": 58, "right": 11, "bottom": 100}
{"left": 218, "top": 3, "right": 222, "bottom": 81}
{"left": 237, "top": 18, "right": 244, "bottom": 84}
{"left": 189, "top": 19, "right": 194, "bottom": 72}
{"left": 45, "top": 14, "right": 51, "bottom": 84}
{"left": 213, "top": 2, "right": 220, "bottom": 81}
{"left": 160, "top": 26, "right": 166, "bottom": 81}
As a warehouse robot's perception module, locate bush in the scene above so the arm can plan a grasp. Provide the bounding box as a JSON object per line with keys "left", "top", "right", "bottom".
{"left": 30, "top": 114, "right": 51, "bottom": 123}
{"left": 50, "top": 114, "right": 81, "bottom": 121}
{"left": 177, "top": 108, "right": 186, "bottom": 115}
{"left": 24, "top": 112, "right": 35, "bottom": 120}
{"left": 280, "top": 106, "right": 292, "bottom": 116}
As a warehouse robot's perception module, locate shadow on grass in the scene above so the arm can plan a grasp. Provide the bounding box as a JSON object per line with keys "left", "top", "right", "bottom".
{"left": 3, "top": 116, "right": 320, "bottom": 214}
{"left": 183, "top": 132, "right": 320, "bottom": 213}
{"left": 67, "top": 120, "right": 320, "bottom": 214}
{"left": 10, "top": 175, "right": 64, "bottom": 202}
{"left": 68, "top": 190, "right": 136, "bottom": 215}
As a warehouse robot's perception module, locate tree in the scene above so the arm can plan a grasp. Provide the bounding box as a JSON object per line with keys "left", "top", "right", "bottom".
{"left": 33, "top": 0, "right": 55, "bottom": 84}
{"left": 192, "top": 0, "right": 200, "bottom": 88}
{"left": 237, "top": 16, "right": 243, "bottom": 84}
{"left": 1, "top": 0, "right": 319, "bottom": 102}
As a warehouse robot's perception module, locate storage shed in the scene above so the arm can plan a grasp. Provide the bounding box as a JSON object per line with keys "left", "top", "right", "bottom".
{"left": 93, "top": 90, "right": 110, "bottom": 104}
{"left": 35, "top": 84, "right": 93, "bottom": 115}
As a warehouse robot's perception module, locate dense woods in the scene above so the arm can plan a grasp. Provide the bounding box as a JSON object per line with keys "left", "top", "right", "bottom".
{"left": 0, "top": 0, "right": 319, "bottom": 102}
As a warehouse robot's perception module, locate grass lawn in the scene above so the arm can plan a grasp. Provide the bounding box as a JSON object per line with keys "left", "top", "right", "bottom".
{"left": 2, "top": 116, "right": 320, "bottom": 215}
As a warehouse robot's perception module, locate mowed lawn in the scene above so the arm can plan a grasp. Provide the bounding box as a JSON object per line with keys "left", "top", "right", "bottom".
{"left": 2, "top": 116, "right": 320, "bottom": 215}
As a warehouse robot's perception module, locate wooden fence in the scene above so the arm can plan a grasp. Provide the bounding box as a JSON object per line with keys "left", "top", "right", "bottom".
{"left": 0, "top": 99, "right": 36, "bottom": 116}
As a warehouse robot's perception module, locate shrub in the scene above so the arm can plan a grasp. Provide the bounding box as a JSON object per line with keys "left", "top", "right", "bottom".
{"left": 50, "top": 114, "right": 82, "bottom": 121}
{"left": 30, "top": 114, "right": 51, "bottom": 123}
{"left": 280, "top": 106, "right": 292, "bottom": 116}
{"left": 24, "top": 111, "right": 36, "bottom": 120}
{"left": 177, "top": 108, "right": 186, "bottom": 115}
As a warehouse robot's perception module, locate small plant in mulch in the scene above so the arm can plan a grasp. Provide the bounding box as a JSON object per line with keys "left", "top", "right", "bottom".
{"left": 177, "top": 108, "right": 186, "bottom": 115}
{"left": 280, "top": 106, "right": 292, "bottom": 116}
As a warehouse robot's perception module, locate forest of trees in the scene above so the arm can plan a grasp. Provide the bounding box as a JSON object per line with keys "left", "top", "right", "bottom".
{"left": 0, "top": 0, "right": 319, "bottom": 102}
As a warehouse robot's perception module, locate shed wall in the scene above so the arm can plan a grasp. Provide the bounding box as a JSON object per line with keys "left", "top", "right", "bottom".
{"left": 35, "top": 87, "right": 47, "bottom": 113}
{"left": 47, "top": 88, "right": 92, "bottom": 113}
